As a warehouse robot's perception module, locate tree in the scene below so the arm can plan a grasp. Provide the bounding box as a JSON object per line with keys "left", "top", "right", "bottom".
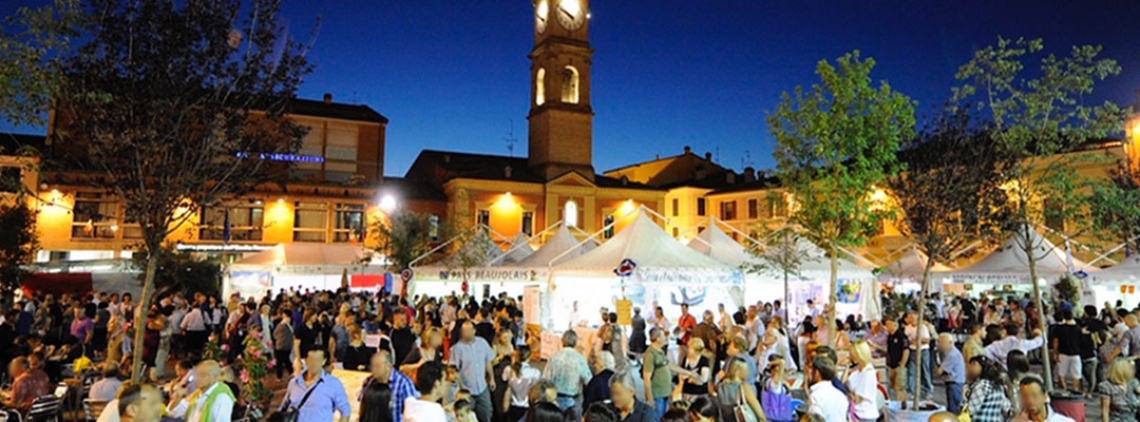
{"left": 0, "top": 0, "right": 84, "bottom": 127}
{"left": 888, "top": 110, "right": 1010, "bottom": 407}
{"left": 952, "top": 36, "right": 1130, "bottom": 391}
{"left": 1089, "top": 159, "right": 1140, "bottom": 254}
{"left": 0, "top": 200, "right": 37, "bottom": 294}
{"left": 768, "top": 51, "right": 916, "bottom": 345}
{"left": 47, "top": 0, "right": 314, "bottom": 382}
{"left": 374, "top": 211, "right": 449, "bottom": 272}
{"left": 130, "top": 246, "right": 222, "bottom": 299}
{"left": 751, "top": 225, "right": 814, "bottom": 324}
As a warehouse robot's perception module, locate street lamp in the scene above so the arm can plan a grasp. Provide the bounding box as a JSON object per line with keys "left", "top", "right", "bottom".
{"left": 379, "top": 194, "right": 398, "bottom": 213}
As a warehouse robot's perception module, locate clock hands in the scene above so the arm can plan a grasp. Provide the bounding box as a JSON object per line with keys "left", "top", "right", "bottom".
{"left": 559, "top": 6, "right": 574, "bottom": 21}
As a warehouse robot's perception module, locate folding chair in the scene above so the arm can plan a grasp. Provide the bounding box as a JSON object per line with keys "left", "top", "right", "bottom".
{"left": 24, "top": 395, "right": 63, "bottom": 422}
{"left": 82, "top": 399, "right": 107, "bottom": 422}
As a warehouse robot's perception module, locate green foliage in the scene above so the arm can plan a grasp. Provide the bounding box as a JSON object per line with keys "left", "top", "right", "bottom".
{"left": 374, "top": 211, "right": 451, "bottom": 272}
{"left": 237, "top": 330, "right": 272, "bottom": 416}
{"left": 769, "top": 51, "right": 916, "bottom": 252}
{"left": 1089, "top": 160, "right": 1140, "bottom": 252}
{"left": 0, "top": 200, "right": 37, "bottom": 295}
{"left": 203, "top": 333, "right": 225, "bottom": 362}
{"left": 130, "top": 246, "right": 221, "bottom": 299}
{"left": 0, "top": 0, "right": 84, "bottom": 126}
{"left": 1053, "top": 274, "right": 1080, "bottom": 305}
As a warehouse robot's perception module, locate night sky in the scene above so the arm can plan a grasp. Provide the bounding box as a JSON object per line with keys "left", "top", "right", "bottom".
{"left": 3, "top": 1, "right": 1140, "bottom": 176}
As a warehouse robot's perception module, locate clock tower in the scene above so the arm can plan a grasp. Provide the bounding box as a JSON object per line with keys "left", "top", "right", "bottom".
{"left": 528, "top": 0, "right": 595, "bottom": 181}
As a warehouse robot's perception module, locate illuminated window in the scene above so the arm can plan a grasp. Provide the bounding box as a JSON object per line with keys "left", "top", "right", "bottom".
{"left": 71, "top": 192, "right": 118, "bottom": 239}
{"left": 477, "top": 209, "right": 491, "bottom": 227}
{"left": 720, "top": 201, "right": 737, "bottom": 220}
{"left": 561, "top": 66, "right": 579, "bottom": 104}
{"left": 200, "top": 203, "right": 264, "bottom": 241}
{"left": 522, "top": 211, "right": 535, "bottom": 236}
{"left": 603, "top": 215, "right": 615, "bottom": 239}
{"left": 697, "top": 198, "right": 706, "bottom": 216}
{"left": 293, "top": 201, "right": 328, "bottom": 242}
{"left": 536, "top": 68, "right": 546, "bottom": 106}
{"left": 564, "top": 200, "right": 578, "bottom": 227}
{"left": 334, "top": 203, "right": 366, "bottom": 242}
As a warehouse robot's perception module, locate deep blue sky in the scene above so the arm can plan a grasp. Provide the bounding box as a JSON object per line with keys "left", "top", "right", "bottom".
{"left": 4, "top": 1, "right": 1140, "bottom": 176}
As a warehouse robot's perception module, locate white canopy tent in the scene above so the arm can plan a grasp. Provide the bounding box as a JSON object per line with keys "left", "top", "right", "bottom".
{"left": 687, "top": 222, "right": 762, "bottom": 268}
{"left": 226, "top": 243, "right": 383, "bottom": 299}
{"left": 516, "top": 224, "right": 596, "bottom": 268}
{"left": 550, "top": 207, "right": 741, "bottom": 328}
{"left": 1088, "top": 255, "right": 1140, "bottom": 308}
{"left": 409, "top": 229, "right": 545, "bottom": 300}
{"left": 878, "top": 247, "right": 953, "bottom": 294}
{"left": 496, "top": 232, "right": 535, "bottom": 265}
{"left": 939, "top": 228, "right": 1097, "bottom": 290}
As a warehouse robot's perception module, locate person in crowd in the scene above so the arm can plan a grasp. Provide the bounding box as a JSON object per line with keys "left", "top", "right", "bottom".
{"left": 964, "top": 356, "right": 1011, "bottom": 422}
{"left": 361, "top": 349, "right": 418, "bottom": 422}
{"left": 282, "top": 349, "right": 351, "bottom": 422}
{"left": 985, "top": 323, "right": 1045, "bottom": 368}
{"left": 1080, "top": 305, "right": 1105, "bottom": 399}
{"left": 401, "top": 326, "right": 443, "bottom": 379}
{"left": 846, "top": 340, "right": 880, "bottom": 422}
{"left": 543, "top": 329, "right": 591, "bottom": 421}
{"left": 1051, "top": 309, "right": 1083, "bottom": 392}
{"left": 905, "top": 311, "right": 934, "bottom": 401}
{"left": 450, "top": 321, "right": 495, "bottom": 422}
{"left": 389, "top": 309, "right": 417, "bottom": 365}
{"left": 678, "top": 337, "right": 712, "bottom": 402}
{"left": 628, "top": 307, "right": 647, "bottom": 359}
{"left": 717, "top": 356, "right": 766, "bottom": 422}
{"left": 503, "top": 345, "right": 541, "bottom": 422}
{"left": 403, "top": 361, "right": 447, "bottom": 422}
{"left": 641, "top": 327, "right": 672, "bottom": 421}
{"left": 273, "top": 308, "right": 295, "bottom": 379}
{"left": 180, "top": 300, "right": 209, "bottom": 358}
{"left": 583, "top": 350, "right": 615, "bottom": 412}
{"left": 886, "top": 317, "right": 911, "bottom": 403}
{"left": 117, "top": 383, "right": 165, "bottom": 422}
{"left": 962, "top": 322, "right": 984, "bottom": 363}
{"left": 4, "top": 356, "right": 50, "bottom": 413}
{"left": 89, "top": 361, "right": 124, "bottom": 402}
{"left": 1097, "top": 359, "right": 1140, "bottom": 422}
{"left": 1012, "top": 377, "right": 1075, "bottom": 422}
{"left": 934, "top": 333, "right": 966, "bottom": 414}
{"left": 687, "top": 396, "right": 720, "bottom": 422}
{"left": 1006, "top": 350, "right": 1032, "bottom": 414}
{"left": 806, "top": 355, "right": 848, "bottom": 422}
{"left": 359, "top": 381, "right": 393, "bottom": 422}
{"left": 166, "top": 360, "right": 234, "bottom": 422}
{"left": 608, "top": 370, "right": 654, "bottom": 422}
{"left": 584, "top": 402, "right": 621, "bottom": 422}
{"left": 676, "top": 303, "right": 697, "bottom": 361}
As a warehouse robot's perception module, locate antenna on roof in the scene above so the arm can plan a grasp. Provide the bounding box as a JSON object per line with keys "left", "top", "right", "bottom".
{"left": 505, "top": 119, "right": 518, "bottom": 157}
{"left": 741, "top": 150, "right": 754, "bottom": 171}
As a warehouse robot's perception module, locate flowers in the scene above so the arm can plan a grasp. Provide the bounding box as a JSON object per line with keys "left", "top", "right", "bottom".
{"left": 237, "top": 330, "right": 273, "bottom": 412}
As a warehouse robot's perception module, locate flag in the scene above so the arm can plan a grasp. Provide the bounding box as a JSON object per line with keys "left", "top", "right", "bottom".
{"left": 222, "top": 209, "right": 231, "bottom": 244}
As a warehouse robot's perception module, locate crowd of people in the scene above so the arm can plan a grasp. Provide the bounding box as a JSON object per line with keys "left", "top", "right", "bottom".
{"left": 0, "top": 287, "right": 1136, "bottom": 422}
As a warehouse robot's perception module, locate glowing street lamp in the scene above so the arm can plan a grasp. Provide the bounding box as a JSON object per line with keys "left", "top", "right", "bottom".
{"left": 379, "top": 195, "right": 398, "bottom": 213}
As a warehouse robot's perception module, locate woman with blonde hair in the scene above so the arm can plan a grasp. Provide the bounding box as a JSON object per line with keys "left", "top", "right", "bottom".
{"left": 401, "top": 326, "right": 443, "bottom": 379}
{"left": 677, "top": 337, "right": 712, "bottom": 401}
{"left": 1097, "top": 359, "right": 1140, "bottom": 422}
{"left": 845, "top": 340, "right": 879, "bottom": 422}
{"left": 715, "top": 357, "right": 768, "bottom": 422}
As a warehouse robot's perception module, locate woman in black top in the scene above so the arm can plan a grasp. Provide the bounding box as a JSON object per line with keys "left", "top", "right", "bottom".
{"left": 359, "top": 381, "right": 393, "bottom": 422}
{"left": 342, "top": 326, "right": 374, "bottom": 372}
{"left": 295, "top": 309, "right": 320, "bottom": 356}
{"left": 679, "top": 337, "right": 712, "bottom": 402}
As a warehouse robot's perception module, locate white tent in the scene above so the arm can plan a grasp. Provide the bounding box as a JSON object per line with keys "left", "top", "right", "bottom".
{"left": 226, "top": 243, "right": 383, "bottom": 299}
{"left": 409, "top": 229, "right": 543, "bottom": 299}
{"left": 497, "top": 232, "right": 535, "bottom": 265}
{"left": 687, "top": 223, "right": 761, "bottom": 268}
{"left": 1094, "top": 255, "right": 1140, "bottom": 282}
{"left": 1089, "top": 255, "right": 1140, "bottom": 308}
{"left": 748, "top": 237, "right": 879, "bottom": 324}
{"left": 940, "top": 227, "right": 1097, "bottom": 286}
{"left": 551, "top": 208, "right": 741, "bottom": 328}
{"left": 516, "top": 224, "right": 595, "bottom": 268}
{"left": 878, "top": 247, "right": 953, "bottom": 286}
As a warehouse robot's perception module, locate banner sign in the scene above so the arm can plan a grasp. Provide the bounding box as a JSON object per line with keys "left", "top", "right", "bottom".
{"left": 432, "top": 268, "right": 542, "bottom": 282}
{"left": 635, "top": 268, "right": 741, "bottom": 285}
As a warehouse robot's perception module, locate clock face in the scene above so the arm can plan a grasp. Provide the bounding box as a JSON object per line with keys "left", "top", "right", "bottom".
{"left": 535, "top": 0, "right": 549, "bottom": 34}
{"left": 555, "top": 0, "right": 585, "bottom": 31}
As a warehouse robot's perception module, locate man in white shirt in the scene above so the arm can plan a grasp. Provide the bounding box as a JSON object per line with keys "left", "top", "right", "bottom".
{"left": 984, "top": 323, "right": 1044, "bottom": 369}
{"left": 807, "top": 355, "right": 848, "bottom": 422}
{"left": 88, "top": 362, "right": 124, "bottom": 402}
{"left": 180, "top": 306, "right": 208, "bottom": 357}
{"left": 403, "top": 361, "right": 447, "bottom": 422}
{"left": 166, "top": 360, "right": 233, "bottom": 422}
{"left": 1012, "top": 376, "right": 1075, "bottom": 422}
{"left": 904, "top": 311, "right": 934, "bottom": 400}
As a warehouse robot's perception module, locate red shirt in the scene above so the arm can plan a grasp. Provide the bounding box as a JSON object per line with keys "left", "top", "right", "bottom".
{"left": 12, "top": 369, "right": 50, "bottom": 412}
{"left": 678, "top": 314, "right": 697, "bottom": 344}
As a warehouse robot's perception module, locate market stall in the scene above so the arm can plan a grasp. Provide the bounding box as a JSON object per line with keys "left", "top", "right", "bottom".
{"left": 225, "top": 243, "right": 383, "bottom": 299}
{"left": 1089, "top": 255, "right": 1140, "bottom": 308}
{"left": 877, "top": 247, "right": 952, "bottom": 294}
{"left": 409, "top": 229, "right": 542, "bottom": 299}
{"left": 750, "top": 237, "right": 880, "bottom": 325}
{"left": 550, "top": 208, "right": 741, "bottom": 329}
{"left": 938, "top": 228, "right": 1097, "bottom": 294}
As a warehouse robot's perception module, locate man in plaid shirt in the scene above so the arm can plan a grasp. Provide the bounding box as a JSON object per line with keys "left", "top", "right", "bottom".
{"left": 360, "top": 349, "right": 419, "bottom": 422}
{"left": 964, "top": 355, "right": 1011, "bottom": 422}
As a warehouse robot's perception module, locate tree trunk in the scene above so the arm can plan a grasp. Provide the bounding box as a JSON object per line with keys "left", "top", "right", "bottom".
{"left": 131, "top": 253, "right": 157, "bottom": 383}
{"left": 912, "top": 261, "right": 933, "bottom": 409}
{"left": 1026, "top": 236, "right": 1054, "bottom": 392}
{"left": 827, "top": 246, "right": 838, "bottom": 347}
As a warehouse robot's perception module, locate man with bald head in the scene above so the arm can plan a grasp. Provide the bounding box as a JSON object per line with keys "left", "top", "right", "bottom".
{"left": 927, "top": 411, "right": 958, "bottom": 422}
{"left": 118, "top": 383, "right": 165, "bottom": 422}
{"left": 166, "top": 360, "right": 234, "bottom": 422}
{"left": 449, "top": 320, "right": 495, "bottom": 422}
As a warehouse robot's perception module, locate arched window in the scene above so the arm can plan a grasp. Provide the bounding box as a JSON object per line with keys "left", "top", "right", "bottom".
{"left": 535, "top": 68, "right": 546, "bottom": 106}
{"left": 564, "top": 200, "right": 578, "bottom": 227}
{"left": 561, "top": 66, "right": 579, "bottom": 104}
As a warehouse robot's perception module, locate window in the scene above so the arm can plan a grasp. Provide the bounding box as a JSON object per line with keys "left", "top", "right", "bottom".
{"left": 767, "top": 194, "right": 787, "bottom": 218}
{"left": 673, "top": 227, "right": 679, "bottom": 238}
{"left": 564, "top": 200, "right": 579, "bottom": 227}
{"left": 747, "top": 198, "right": 758, "bottom": 219}
{"left": 522, "top": 211, "right": 534, "bottom": 236}
{"left": 334, "top": 203, "right": 366, "bottom": 243}
{"left": 720, "top": 201, "right": 737, "bottom": 220}
{"left": 477, "top": 209, "right": 491, "bottom": 227}
{"left": 293, "top": 201, "right": 328, "bottom": 242}
{"left": 561, "top": 66, "right": 579, "bottom": 104}
{"left": 0, "top": 167, "right": 20, "bottom": 193}
{"left": 200, "top": 203, "right": 264, "bottom": 241}
{"left": 71, "top": 192, "right": 118, "bottom": 239}
{"left": 429, "top": 215, "right": 440, "bottom": 241}
{"left": 1044, "top": 198, "right": 1064, "bottom": 231}
{"left": 671, "top": 198, "right": 679, "bottom": 217}
{"left": 535, "top": 68, "right": 546, "bottom": 106}
{"left": 603, "top": 215, "right": 615, "bottom": 239}
{"left": 697, "top": 198, "right": 706, "bottom": 216}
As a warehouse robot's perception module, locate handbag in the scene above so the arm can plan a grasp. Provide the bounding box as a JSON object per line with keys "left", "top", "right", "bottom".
{"left": 269, "top": 378, "right": 324, "bottom": 422}
{"left": 730, "top": 382, "right": 759, "bottom": 422}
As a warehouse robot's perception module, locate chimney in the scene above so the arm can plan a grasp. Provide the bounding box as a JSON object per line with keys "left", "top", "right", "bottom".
{"left": 705, "top": 152, "right": 713, "bottom": 161}
{"left": 683, "top": 146, "right": 692, "bottom": 155}
{"left": 744, "top": 167, "right": 756, "bottom": 183}
{"left": 323, "top": 93, "right": 333, "bottom": 104}
{"left": 504, "top": 165, "right": 512, "bottom": 179}
{"left": 726, "top": 172, "right": 736, "bottom": 184}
